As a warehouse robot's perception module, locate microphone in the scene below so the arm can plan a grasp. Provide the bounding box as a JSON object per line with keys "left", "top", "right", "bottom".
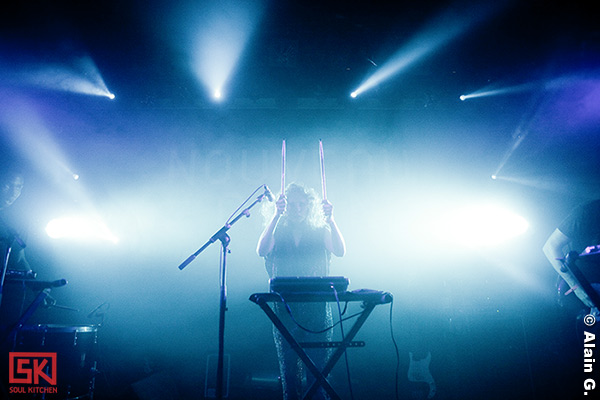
{"left": 263, "top": 185, "right": 274, "bottom": 202}
{"left": 24, "top": 279, "right": 68, "bottom": 290}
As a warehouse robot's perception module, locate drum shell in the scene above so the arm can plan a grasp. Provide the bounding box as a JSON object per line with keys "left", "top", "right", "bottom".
{"left": 15, "top": 324, "right": 98, "bottom": 398}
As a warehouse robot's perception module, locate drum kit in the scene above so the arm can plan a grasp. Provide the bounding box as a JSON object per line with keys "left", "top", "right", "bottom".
{"left": 1, "top": 271, "right": 101, "bottom": 399}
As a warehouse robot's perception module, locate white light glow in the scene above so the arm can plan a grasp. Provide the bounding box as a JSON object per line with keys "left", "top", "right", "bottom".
{"left": 436, "top": 204, "right": 529, "bottom": 247}
{"left": 46, "top": 216, "right": 119, "bottom": 244}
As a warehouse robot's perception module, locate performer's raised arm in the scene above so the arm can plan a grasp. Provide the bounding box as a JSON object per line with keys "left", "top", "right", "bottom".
{"left": 256, "top": 195, "right": 286, "bottom": 257}
{"left": 323, "top": 199, "right": 345, "bottom": 257}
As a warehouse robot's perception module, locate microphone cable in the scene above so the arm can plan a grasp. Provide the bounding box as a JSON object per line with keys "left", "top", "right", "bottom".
{"left": 225, "top": 185, "right": 266, "bottom": 224}
{"left": 388, "top": 297, "right": 401, "bottom": 400}
{"left": 271, "top": 291, "right": 360, "bottom": 334}
{"left": 333, "top": 285, "right": 355, "bottom": 400}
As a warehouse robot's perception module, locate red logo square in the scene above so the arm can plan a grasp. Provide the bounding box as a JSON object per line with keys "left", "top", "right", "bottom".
{"left": 8, "top": 352, "right": 57, "bottom": 386}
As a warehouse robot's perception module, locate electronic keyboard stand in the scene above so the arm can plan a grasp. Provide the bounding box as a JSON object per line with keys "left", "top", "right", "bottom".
{"left": 249, "top": 290, "right": 392, "bottom": 400}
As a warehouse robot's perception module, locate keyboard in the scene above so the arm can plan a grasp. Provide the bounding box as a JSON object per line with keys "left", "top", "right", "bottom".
{"left": 269, "top": 276, "right": 350, "bottom": 294}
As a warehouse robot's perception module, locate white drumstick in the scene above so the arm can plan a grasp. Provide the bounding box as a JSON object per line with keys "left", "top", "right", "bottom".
{"left": 319, "top": 139, "right": 327, "bottom": 201}
{"left": 281, "top": 139, "right": 286, "bottom": 196}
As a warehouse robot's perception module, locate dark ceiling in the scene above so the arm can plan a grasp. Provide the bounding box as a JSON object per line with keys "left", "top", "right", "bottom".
{"left": 0, "top": 0, "right": 598, "bottom": 211}
{"left": 1, "top": 0, "right": 598, "bottom": 108}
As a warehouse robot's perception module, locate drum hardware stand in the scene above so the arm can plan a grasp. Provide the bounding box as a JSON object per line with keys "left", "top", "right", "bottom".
{"left": 1, "top": 288, "right": 51, "bottom": 349}
{"left": 42, "top": 294, "right": 79, "bottom": 312}
{"left": 87, "top": 301, "right": 109, "bottom": 327}
{"left": 178, "top": 185, "right": 271, "bottom": 400}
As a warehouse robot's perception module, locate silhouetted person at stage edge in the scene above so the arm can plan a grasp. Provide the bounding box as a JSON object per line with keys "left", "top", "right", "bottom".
{"left": 542, "top": 198, "right": 600, "bottom": 397}
{"left": 0, "top": 165, "right": 34, "bottom": 330}
{"left": 0, "top": 167, "right": 30, "bottom": 269}
{"left": 257, "top": 183, "right": 345, "bottom": 400}
{"left": 543, "top": 199, "right": 600, "bottom": 312}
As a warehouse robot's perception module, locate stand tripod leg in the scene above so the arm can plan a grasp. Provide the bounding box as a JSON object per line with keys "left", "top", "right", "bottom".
{"left": 304, "top": 302, "right": 376, "bottom": 399}
{"left": 256, "top": 298, "right": 340, "bottom": 400}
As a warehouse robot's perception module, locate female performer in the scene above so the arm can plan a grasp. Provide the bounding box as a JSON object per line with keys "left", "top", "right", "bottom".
{"left": 257, "top": 183, "right": 345, "bottom": 400}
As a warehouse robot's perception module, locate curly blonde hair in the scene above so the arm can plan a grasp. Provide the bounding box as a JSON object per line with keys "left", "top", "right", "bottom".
{"left": 261, "top": 182, "right": 325, "bottom": 228}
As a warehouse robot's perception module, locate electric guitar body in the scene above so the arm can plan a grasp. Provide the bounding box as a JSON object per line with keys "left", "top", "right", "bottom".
{"left": 408, "top": 351, "right": 437, "bottom": 399}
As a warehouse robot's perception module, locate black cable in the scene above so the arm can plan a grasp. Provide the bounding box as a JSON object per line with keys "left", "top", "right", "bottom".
{"left": 271, "top": 288, "right": 395, "bottom": 399}
{"left": 333, "top": 286, "right": 354, "bottom": 400}
{"left": 271, "top": 291, "right": 361, "bottom": 334}
{"left": 388, "top": 298, "right": 401, "bottom": 400}
{"left": 225, "top": 185, "right": 264, "bottom": 224}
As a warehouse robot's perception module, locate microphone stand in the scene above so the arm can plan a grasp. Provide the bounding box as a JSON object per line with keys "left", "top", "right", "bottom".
{"left": 178, "top": 189, "right": 270, "bottom": 400}
{"left": 0, "top": 242, "right": 12, "bottom": 309}
{"left": 1, "top": 230, "right": 27, "bottom": 308}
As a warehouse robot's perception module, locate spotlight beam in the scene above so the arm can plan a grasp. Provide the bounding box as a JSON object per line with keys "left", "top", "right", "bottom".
{"left": 460, "top": 82, "right": 539, "bottom": 101}
{"left": 190, "top": 1, "right": 264, "bottom": 102}
{"left": 491, "top": 175, "right": 571, "bottom": 193}
{"left": 493, "top": 132, "right": 527, "bottom": 178}
{"left": 8, "top": 55, "right": 114, "bottom": 99}
{"left": 351, "top": 2, "right": 506, "bottom": 98}
{"left": 492, "top": 89, "right": 546, "bottom": 177}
